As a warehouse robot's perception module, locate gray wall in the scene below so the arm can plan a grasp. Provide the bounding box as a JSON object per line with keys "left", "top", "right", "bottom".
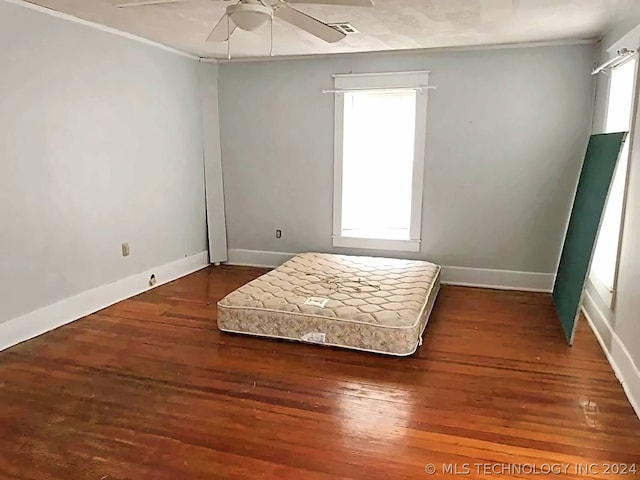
{"left": 585, "top": 22, "right": 640, "bottom": 378}
{"left": 0, "top": 1, "right": 207, "bottom": 324}
{"left": 218, "top": 44, "right": 597, "bottom": 272}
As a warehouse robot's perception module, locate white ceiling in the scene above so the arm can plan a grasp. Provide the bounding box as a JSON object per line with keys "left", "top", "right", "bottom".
{"left": 21, "top": 0, "right": 640, "bottom": 58}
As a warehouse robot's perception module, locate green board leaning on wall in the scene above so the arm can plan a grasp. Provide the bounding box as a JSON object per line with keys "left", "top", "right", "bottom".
{"left": 553, "top": 132, "right": 628, "bottom": 344}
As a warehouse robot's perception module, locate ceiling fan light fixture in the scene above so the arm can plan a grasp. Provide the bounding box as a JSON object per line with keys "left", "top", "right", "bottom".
{"left": 227, "top": 3, "right": 271, "bottom": 31}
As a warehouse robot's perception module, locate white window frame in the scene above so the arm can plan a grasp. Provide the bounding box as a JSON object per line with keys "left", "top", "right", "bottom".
{"left": 331, "top": 71, "right": 430, "bottom": 253}
{"left": 589, "top": 38, "right": 639, "bottom": 309}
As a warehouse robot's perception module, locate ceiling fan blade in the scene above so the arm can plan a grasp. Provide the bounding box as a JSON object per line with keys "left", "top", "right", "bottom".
{"left": 286, "top": 0, "right": 373, "bottom": 6}
{"left": 114, "top": 0, "right": 187, "bottom": 7}
{"left": 275, "top": 6, "right": 346, "bottom": 43}
{"left": 207, "top": 14, "right": 236, "bottom": 42}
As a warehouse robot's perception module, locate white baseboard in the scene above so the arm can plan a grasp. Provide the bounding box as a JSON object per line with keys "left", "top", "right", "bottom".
{"left": 227, "top": 249, "right": 296, "bottom": 268}
{"left": 226, "top": 249, "right": 554, "bottom": 292}
{"left": 582, "top": 290, "right": 640, "bottom": 421}
{"left": 442, "top": 265, "right": 554, "bottom": 292}
{"left": 0, "top": 251, "right": 209, "bottom": 352}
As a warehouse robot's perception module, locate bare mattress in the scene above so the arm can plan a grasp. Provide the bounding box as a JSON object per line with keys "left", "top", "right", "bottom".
{"left": 217, "top": 252, "right": 441, "bottom": 356}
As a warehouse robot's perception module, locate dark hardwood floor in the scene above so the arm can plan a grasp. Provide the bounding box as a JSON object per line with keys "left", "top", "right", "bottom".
{"left": 0, "top": 265, "right": 639, "bottom": 479}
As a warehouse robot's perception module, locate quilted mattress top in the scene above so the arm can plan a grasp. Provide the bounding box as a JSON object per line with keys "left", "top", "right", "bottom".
{"left": 218, "top": 252, "right": 441, "bottom": 328}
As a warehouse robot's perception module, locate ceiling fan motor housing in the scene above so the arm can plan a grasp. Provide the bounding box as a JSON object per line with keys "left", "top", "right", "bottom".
{"left": 226, "top": 2, "right": 272, "bottom": 31}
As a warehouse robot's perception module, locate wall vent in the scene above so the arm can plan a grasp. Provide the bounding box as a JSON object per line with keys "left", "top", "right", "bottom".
{"left": 329, "top": 22, "right": 359, "bottom": 34}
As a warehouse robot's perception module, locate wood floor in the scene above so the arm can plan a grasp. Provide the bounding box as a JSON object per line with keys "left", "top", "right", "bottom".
{"left": 0, "top": 266, "right": 638, "bottom": 480}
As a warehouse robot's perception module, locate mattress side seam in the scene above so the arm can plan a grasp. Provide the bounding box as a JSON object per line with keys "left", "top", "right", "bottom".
{"left": 217, "top": 327, "right": 419, "bottom": 357}
{"left": 217, "top": 263, "right": 442, "bottom": 331}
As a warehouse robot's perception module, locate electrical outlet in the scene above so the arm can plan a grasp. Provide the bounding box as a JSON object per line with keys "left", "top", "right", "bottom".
{"left": 276, "top": 229, "right": 282, "bottom": 239}
{"left": 122, "top": 243, "right": 130, "bottom": 257}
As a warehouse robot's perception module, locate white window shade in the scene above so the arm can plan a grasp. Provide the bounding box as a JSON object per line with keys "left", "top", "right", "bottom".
{"left": 341, "top": 90, "right": 416, "bottom": 241}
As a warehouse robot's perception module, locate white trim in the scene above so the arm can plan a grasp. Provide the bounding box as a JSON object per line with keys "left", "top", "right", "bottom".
{"left": 225, "top": 249, "right": 554, "bottom": 292}
{"left": 587, "top": 274, "right": 615, "bottom": 309}
{"left": 441, "top": 265, "right": 554, "bottom": 292}
{"left": 332, "top": 88, "right": 345, "bottom": 240}
{"left": 199, "top": 63, "right": 228, "bottom": 263}
{"left": 411, "top": 80, "right": 429, "bottom": 240}
{"left": 332, "top": 71, "right": 428, "bottom": 253}
{"left": 612, "top": 57, "right": 640, "bottom": 294}
{"left": 0, "top": 251, "right": 209, "bottom": 352}
{"left": 322, "top": 85, "right": 436, "bottom": 94}
{"left": 582, "top": 290, "right": 640, "bottom": 421}
{"left": 590, "top": 56, "right": 639, "bottom": 310}
{"left": 332, "top": 236, "right": 420, "bottom": 252}
{"left": 334, "top": 70, "right": 430, "bottom": 89}
{"left": 227, "top": 249, "right": 295, "bottom": 268}
{"left": 213, "top": 38, "right": 597, "bottom": 64}
{"left": 333, "top": 70, "right": 431, "bottom": 79}
{"left": 3, "top": 0, "right": 199, "bottom": 60}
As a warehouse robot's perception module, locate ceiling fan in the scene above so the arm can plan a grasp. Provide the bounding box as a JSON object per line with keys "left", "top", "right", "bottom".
{"left": 115, "top": 0, "right": 374, "bottom": 44}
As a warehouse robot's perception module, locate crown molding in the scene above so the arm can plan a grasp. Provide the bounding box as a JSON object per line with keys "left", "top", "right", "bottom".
{"left": 211, "top": 37, "right": 597, "bottom": 64}
{"left": 3, "top": 0, "right": 199, "bottom": 60}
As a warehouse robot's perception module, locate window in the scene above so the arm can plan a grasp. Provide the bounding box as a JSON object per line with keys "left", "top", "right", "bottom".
{"left": 590, "top": 57, "right": 637, "bottom": 307}
{"left": 332, "top": 72, "right": 429, "bottom": 252}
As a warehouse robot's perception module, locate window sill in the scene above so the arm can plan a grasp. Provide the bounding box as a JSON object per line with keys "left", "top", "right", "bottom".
{"left": 587, "top": 273, "right": 615, "bottom": 310}
{"left": 332, "top": 236, "right": 421, "bottom": 252}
